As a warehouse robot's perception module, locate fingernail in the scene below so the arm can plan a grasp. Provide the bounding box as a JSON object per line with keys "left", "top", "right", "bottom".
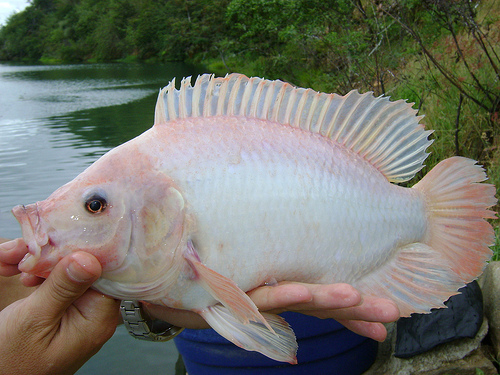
{"left": 67, "top": 253, "right": 96, "bottom": 282}
{"left": 0, "top": 239, "right": 18, "bottom": 251}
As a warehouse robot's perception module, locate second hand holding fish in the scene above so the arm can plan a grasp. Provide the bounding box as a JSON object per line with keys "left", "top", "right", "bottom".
{"left": 143, "top": 280, "right": 399, "bottom": 342}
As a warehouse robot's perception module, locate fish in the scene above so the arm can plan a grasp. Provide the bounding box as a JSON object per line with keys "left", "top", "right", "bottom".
{"left": 12, "top": 73, "right": 496, "bottom": 363}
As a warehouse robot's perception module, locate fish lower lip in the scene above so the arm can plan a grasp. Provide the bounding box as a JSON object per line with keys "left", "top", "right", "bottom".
{"left": 12, "top": 203, "right": 49, "bottom": 258}
{"left": 12, "top": 203, "right": 54, "bottom": 275}
{"left": 18, "top": 242, "right": 55, "bottom": 276}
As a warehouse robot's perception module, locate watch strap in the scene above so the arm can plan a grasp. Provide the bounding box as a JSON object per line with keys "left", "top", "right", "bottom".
{"left": 120, "top": 300, "right": 184, "bottom": 342}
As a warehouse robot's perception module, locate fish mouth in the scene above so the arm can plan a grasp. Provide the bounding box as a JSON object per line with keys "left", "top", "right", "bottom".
{"left": 13, "top": 203, "right": 55, "bottom": 277}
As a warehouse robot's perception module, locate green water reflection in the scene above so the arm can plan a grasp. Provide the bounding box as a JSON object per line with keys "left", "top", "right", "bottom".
{"left": 48, "top": 93, "right": 156, "bottom": 151}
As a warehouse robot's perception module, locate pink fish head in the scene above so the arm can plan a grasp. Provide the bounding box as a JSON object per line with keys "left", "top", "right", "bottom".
{"left": 15, "top": 147, "right": 186, "bottom": 294}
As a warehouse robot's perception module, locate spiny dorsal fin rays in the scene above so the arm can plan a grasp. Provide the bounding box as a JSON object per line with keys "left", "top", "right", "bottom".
{"left": 191, "top": 74, "right": 203, "bottom": 117}
{"left": 154, "top": 84, "right": 167, "bottom": 125}
{"left": 178, "top": 77, "right": 190, "bottom": 119}
{"left": 154, "top": 73, "right": 432, "bottom": 183}
{"left": 227, "top": 76, "right": 242, "bottom": 116}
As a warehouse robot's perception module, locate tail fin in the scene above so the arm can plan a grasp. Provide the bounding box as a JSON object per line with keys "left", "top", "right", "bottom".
{"left": 413, "top": 156, "right": 496, "bottom": 281}
{"left": 354, "top": 156, "right": 496, "bottom": 317}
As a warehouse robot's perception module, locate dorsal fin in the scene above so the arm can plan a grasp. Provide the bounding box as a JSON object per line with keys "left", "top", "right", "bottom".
{"left": 154, "top": 73, "right": 432, "bottom": 183}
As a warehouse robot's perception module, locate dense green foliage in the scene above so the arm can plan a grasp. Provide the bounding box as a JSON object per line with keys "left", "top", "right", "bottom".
{"left": 0, "top": 0, "right": 230, "bottom": 63}
{"left": 0, "top": 1, "right": 496, "bottom": 98}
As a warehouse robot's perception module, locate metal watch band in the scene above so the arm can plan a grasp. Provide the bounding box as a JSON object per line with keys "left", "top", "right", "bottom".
{"left": 120, "top": 300, "right": 184, "bottom": 342}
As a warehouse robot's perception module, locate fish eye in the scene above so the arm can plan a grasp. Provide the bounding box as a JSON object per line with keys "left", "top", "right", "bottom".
{"left": 85, "top": 195, "right": 107, "bottom": 214}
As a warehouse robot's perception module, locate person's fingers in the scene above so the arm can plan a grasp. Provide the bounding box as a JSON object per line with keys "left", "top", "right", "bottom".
{"left": 337, "top": 319, "right": 389, "bottom": 342}
{"left": 248, "top": 281, "right": 399, "bottom": 343}
{"left": 0, "top": 238, "right": 28, "bottom": 262}
{"left": 72, "top": 289, "right": 120, "bottom": 322}
{"left": 247, "top": 282, "right": 362, "bottom": 313}
{"left": 0, "top": 274, "right": 35, "bottom": 310}
{"left": 322, "top": 296, "right": 400, "bottom": 323}
{"left": 0, "top": 239, "right": 28, "bottom": 276}
{"left": 246, "top": 282, "right": 313, "bottom": 312}
{"left": 19, "top": 272, "right": 45, "bottom": 287}
{"left": 284, "top": 283, "right": 362, "bottom": 310}
{"left": 0, "top": 262, "right": 20, "bottom": 277}
{"left": 249, "top": 282, "right": 399, "bottom": 322}
{"left": 31, "top": 252, "right": 102, "bottom": 320}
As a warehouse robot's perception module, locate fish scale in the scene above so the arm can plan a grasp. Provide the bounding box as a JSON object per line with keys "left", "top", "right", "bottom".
{"left": 143, "top": 116, "right": 428, "bottom": 295}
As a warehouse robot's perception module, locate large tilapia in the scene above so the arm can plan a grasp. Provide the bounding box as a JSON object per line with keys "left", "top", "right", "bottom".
{"left": 13, "top": 74, "right": 496, "bottom": 363}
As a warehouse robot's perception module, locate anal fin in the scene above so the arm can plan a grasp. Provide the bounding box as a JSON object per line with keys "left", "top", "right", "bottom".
{"left": 354, "top": 243, "right": 464, "bottom": 317}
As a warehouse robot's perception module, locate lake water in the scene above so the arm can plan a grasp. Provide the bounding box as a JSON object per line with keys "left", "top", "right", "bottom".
{"left": 0, "top": 62, "right": 208, "bottom": 374}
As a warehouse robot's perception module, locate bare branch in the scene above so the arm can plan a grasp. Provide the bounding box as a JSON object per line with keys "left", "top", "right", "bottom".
{"left": 384, "top": 7, "right": 490, "bottom": 111}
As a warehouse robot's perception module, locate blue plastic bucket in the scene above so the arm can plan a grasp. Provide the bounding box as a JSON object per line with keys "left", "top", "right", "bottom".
{"left": 174, "top": 312, "right": 377, "bottom": 374}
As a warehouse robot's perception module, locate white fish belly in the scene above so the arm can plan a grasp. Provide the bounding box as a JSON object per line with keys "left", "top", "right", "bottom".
{"left": 146, "top": 117, "right": 428, "bottom": 307}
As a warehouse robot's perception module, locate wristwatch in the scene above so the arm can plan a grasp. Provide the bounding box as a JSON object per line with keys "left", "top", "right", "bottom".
{"left": 120, "top": 300, "right": 184, "bottom": 342}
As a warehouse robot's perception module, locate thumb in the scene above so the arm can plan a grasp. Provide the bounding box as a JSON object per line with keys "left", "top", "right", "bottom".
{"left": 32, "top": 252, "right": 102, "bottom": 320}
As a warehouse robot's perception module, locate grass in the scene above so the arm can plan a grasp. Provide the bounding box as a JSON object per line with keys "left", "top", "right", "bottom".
{"left": 491, "top": 227, "right": 500, "bottom": 262}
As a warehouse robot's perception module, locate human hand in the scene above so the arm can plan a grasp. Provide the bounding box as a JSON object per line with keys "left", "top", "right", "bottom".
{"left": 0, "top": 238, "right": 120, "bottom": 375}
{"left": 247, "top": 281, "right": 400, "bottom": 341}
{"left": 144, "top": 281, "right": 400, "bottom": 342}
{"left": 0, "top": 238, "right": 55, "bottom": 287}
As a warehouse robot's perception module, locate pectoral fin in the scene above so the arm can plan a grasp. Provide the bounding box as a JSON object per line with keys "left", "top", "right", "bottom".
{"left": 184, "top": 242, "right": 297, "bottom": 363}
